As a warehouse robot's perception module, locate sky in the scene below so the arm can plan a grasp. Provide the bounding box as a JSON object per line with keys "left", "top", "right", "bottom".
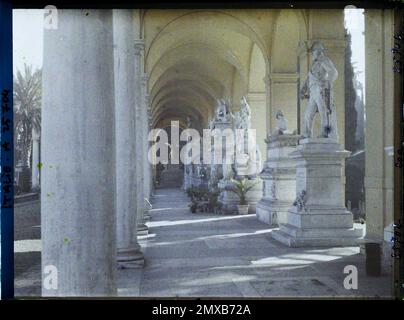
{"left": 344, "top": 8, "right": 365, "bottom": 98}
{"left": 12, "top": 9, "right": 366, "bottom": 95}
{"left": 12, "top": 9, "right": 44, "bottom": 74}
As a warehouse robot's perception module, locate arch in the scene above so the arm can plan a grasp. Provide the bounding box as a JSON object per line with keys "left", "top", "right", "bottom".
{"left": 270, "top": 9, "right": 307, "bottom": 73}
{"left": 144, "top": 10, "right": 268, "bottom": 72}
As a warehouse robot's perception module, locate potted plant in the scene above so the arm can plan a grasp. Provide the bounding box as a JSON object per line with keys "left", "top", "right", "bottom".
{"left": 189, "top": 202, "right": 198, "bottom": 213}
{"left": 228, "top": 178, "right": 258, "bottom": 215}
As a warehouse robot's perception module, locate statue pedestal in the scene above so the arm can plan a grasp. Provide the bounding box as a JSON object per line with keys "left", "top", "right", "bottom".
{"left": 256, "top": 134, "right": 300, "bottom": 226}
{"left": 218, "top": 179, "right": 239, "bottom": 214}
{"left": 272, "top": 138, "right": 363, "bottom": 247}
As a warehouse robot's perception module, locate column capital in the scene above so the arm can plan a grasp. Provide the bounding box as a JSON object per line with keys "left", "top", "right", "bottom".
{"left": 134, "top": 39, "right": 145, "bottom": 55}
{"left": 246, "top": 92, "right": 266, "bottom": 102}
{"left": 269, "top": 72, "right": 299, "bottom": 84}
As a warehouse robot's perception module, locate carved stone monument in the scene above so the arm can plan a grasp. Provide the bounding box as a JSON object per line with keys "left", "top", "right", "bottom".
{"left": 272, "top": 139, "right": 363, "bottom": 246}
{"left": 256, "top": 132, "right": 300, "bottom": 226}
{"left": 219, "top": 97, "right": 262, "bottom": 214}
{"left": 210, "top": 98, "right": 237, "bottom": 213}
{"left": 272, "top": 42, "right": 362, "bottom": 246}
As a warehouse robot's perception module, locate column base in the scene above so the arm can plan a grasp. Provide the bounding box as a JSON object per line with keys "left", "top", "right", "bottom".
{"left": 117, "top": 246, "right": 144, "bottom": 269}
{"left": 137, "top": 223, "right": 149, "bottom": 236}
{"left": 272, "top": 223, "right": 363, "bottom": 247}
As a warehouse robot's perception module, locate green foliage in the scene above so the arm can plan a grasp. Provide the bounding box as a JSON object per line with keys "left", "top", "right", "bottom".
{"left": 227, "top": 178, "right": 258, "bottom": 205}
{"left": 186, "top": 186, "right": 222, "bottom": 213}
{"left": 13, "top": 64, "right": 42, "bottom": 170}
{"left": 186, "top": 186, "right": 207, "bottom": 201}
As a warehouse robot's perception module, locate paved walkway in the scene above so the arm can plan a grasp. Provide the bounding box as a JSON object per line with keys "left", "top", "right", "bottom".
{"left": 14, "top": 188, "right": 392, "bottom": 298}
{"left": 118, "top": 188, "right": 392, "bottom": 298}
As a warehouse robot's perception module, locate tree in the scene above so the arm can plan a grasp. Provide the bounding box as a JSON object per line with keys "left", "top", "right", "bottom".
{"left": 13, "top": 64, "right": 42, "bottom": 192}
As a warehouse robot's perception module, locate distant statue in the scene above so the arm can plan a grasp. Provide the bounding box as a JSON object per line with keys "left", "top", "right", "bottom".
{"left": 300, "top": 41, "right": 339, "bottom": 140}
{"left": 214, "top": 99, "right": 231, "bottom": 122}
{"left": 245, "top": 147, "right": 262, "bottom": 177}
{"left": 186, "top": 116, "right": 192, "bottom": 129}
{"left": 209, "top": 119, "right": 215, "bottom": 130}
{"left": 231, "top": 96, "right": 251, "bottom": 130}
{"left": 293, "top": 190, "right": 307, "bottom": 212}
{"left": 273, "top": 110, "right": 289, "bottom": 135}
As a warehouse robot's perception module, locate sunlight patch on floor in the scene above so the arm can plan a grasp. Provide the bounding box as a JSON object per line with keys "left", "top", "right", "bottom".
{"left": 14, "top": 239, "right": 42, "bottom": 253}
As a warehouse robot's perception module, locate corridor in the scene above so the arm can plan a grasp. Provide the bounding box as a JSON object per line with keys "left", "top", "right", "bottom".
{"left": 117, "top": 188, "right": 391, "bottom": 298}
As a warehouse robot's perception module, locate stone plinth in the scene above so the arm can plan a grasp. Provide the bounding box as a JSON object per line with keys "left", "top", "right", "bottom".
{"left": 218, "top": 179, "right": 239, "bottom": 214}
{"left": 272, "top": 138, "right": 363, "bottom": 247}
{"left": 256, "top": 134, "right": 300, "bottom": 226}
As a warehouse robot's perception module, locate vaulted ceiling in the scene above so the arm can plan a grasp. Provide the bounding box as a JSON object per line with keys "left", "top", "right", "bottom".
{"left": 142, "top": 9, "right": 308, "bottom": 131}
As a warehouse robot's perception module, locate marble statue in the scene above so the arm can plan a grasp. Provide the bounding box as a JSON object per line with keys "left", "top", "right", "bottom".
{"left": 209, "top": 119, "right": 214, "bottom": 130}
{"left": 186, "top": 116, "right": 192, "bottom": 129}
{"left": 274, "top": 110, "right": 293, "bottom": 135}
{"left": 293, "top": 190, "right": 307, "bottom": 212}
{"left": 214, "top": 99, "right": 231, "bottom": 122}
{"left": 231, "top": 96, "right": 251, "bottom": 130}
{"left": 300, "top": 41, "right": 339, "bottom": 140}
{"left": 245, "top": 147, "right": 262, "bottom": 177}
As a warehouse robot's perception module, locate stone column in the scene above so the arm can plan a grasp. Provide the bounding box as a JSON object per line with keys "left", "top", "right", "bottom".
{"left": 31, "top": 128, "right": 40, "bottom": 190}
{"left": 113, "top": 9, "right": 144, "bottom": 268}
{"left": 263, "top": 75, "right": 272, "bottom": 135}
{"left": 364, "top": 10, "right": 395, "bottom": 270}
{"left": 134, "top": 39, "right": 148, "bottom": 236}
{"left": 147, "top": 100, "right": 155, "bottom": 197}
{"left": 41, "top": 10, "right": 116, "bottom": 296}
{"left": 141, "top": 75, "right": 150, "bottom": 201}
{"left": 141, "top": 77, "right": 151, "bottom": 222}
{"left": 246, "top": 92, "right": 267, "bottom": 162}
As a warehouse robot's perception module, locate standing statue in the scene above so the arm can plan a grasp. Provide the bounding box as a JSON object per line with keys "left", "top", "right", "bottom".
{"left": 186, "top": 116, "right": 192, "bottom": 129}
{"left": 300, "top": 41, "right": 339, "bottom": 140}
{"left": 214, "top": 99, "right": 231, "bottom": 122}
{"left": 231, "top": 96, "right": 251, "bottom": 130}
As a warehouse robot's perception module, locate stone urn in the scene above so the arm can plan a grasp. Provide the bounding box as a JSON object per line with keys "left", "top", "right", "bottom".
{"left": 237, "top": 204, "right": 249, "bottom": 215}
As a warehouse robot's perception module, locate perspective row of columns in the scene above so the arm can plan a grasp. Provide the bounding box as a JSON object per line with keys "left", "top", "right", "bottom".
{"left": 41, "top": 9, "right": 152, "bottom": 296}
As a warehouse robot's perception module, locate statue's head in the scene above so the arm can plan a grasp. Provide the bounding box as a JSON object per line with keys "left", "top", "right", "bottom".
{"left": 310, "top": 41, "right": 325, "bottom": 60}
{"left": 217, "top": 98, "right": 227, "bottom": 110}
{"left": 275, "top": 110, "right": 284, "bottom": 120}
